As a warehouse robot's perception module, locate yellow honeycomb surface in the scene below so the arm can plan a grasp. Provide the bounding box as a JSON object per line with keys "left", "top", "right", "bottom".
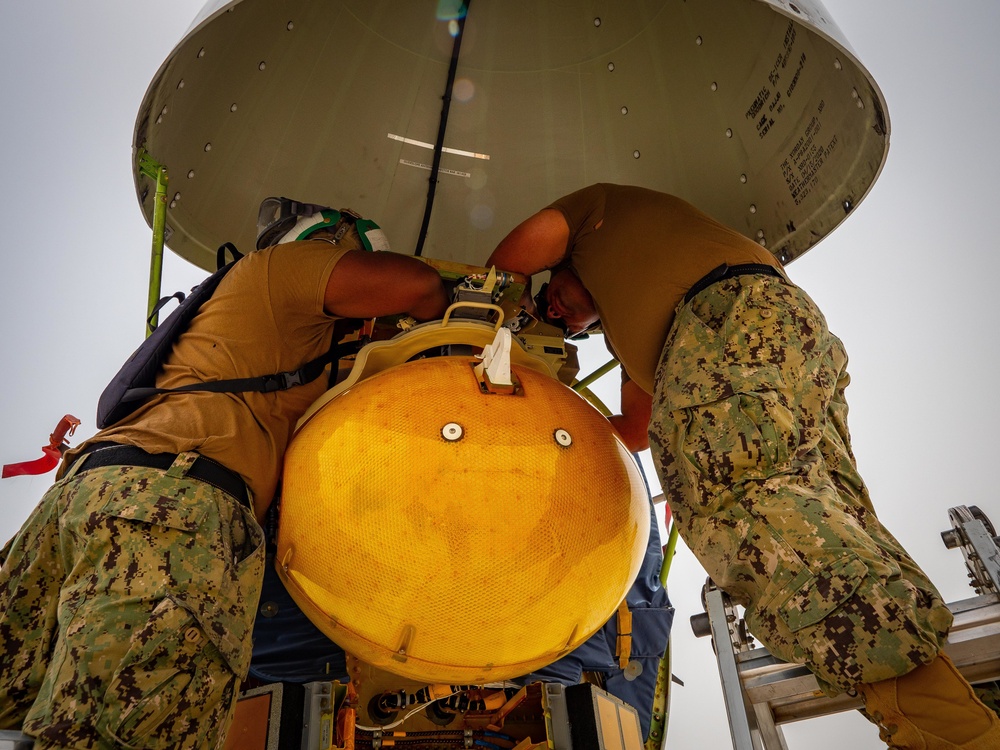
{"left": 278, "top": 357, "right": 650, "bottom": 683}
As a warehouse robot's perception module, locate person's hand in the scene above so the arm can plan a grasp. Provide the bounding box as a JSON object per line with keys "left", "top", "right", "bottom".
{"left": 609, "top": 380, "right": 652, "bottom": 452}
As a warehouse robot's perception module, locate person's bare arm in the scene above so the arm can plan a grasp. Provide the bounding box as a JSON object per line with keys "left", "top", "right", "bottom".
{"left": 324, "top": 251, "right": 449, "bottom": 321}
{"left": 486, "top": 208, "right": 571, "bottom": 276}
{"left": 608, "top": 378, "right": 652, "bottom": 452}
{"left": 491, "top": 205, "right": 649, "bottom": 448}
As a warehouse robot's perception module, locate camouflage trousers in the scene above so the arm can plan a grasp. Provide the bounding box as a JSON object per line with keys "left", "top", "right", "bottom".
{"left": 0, "top": 451, "right": 264, "bottom": 749}
{"left": 648, "top": 273, "right": 953, "bottom": 694}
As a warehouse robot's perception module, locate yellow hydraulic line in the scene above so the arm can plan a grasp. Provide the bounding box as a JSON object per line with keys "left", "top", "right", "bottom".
{"left": 660, "top": 523, "right": 679, "bottom": 585}
{"left": 137, "top": 149, "right": 169, "bottom": 337}
{"left": 572, "top": 358, "right": 618, "bottom": 392}
{"left": 645, "top": 640, "right": 672, "bottom": 750}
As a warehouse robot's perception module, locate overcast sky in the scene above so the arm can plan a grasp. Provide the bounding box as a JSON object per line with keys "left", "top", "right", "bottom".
{"left": 2, "top": 2, "right": 999, "bottom": 748}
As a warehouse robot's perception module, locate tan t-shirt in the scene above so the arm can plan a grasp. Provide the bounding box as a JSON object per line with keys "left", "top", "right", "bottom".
{"left": 65, "top": 240, "right": 350, "bottom": 517}
{"left": 548, "top": 184, "right": 783, "bottom": 394}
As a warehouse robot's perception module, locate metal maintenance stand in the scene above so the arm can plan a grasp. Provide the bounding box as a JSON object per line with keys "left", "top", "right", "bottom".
{"left": 690, "top": 505, "right": 1000, "bottom": 750}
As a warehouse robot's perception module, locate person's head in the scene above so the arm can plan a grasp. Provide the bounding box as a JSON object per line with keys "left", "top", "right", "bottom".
{"left": 537, "top": 266, "right": 599, "bottom": 336}
{"left": 256, "top": 197, "right": 344, "bottom": 249}
{"left": 256, "top": 196, "right": 393, "bottom": 254}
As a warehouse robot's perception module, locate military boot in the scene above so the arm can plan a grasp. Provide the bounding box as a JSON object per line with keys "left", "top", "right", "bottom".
{"left": 857, "top": 653, "right": 1000, "bottom": 748}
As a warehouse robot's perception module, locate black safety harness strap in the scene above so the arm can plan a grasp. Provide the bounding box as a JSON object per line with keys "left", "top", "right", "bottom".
{"left": 119, "top": 339, "right": 363, "bottom": 404}
{"left": 146, "top": 243, "right": 245, "bottom": 333}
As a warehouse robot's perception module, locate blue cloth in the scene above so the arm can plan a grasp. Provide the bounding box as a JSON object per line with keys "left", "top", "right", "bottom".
{"left": 248, "top": 553, "right": 348, "bottom": 684}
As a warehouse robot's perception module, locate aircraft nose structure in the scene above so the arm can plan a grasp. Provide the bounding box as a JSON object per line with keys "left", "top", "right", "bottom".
{"left": 278, "top": 356, "right": 650, "bottom": 683}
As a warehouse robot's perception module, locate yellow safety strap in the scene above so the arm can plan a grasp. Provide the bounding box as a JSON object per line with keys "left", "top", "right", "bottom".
{"left": 615, "top": 600, "right": 633, "bottom": 669}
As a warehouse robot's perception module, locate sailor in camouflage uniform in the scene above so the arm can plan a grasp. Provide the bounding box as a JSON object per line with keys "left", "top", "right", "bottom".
{"left": 0, "top": 199, "right": 448, "bottom": 749}
{"left": 488, "top": 183, "right": 1000, "bottom": 749}
{"left": 0, "top": 455, "right": 263, "bottom": 748}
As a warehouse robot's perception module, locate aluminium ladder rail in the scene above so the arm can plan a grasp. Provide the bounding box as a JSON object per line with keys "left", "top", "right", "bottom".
{"left": 692, "top": 505, "right": 1000, "bottom": 750}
